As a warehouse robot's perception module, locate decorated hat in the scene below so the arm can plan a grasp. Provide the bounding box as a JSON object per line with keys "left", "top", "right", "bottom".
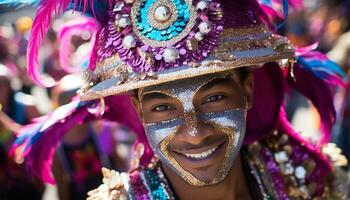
{"left": 79, "top": 0, "right": 295, "bottom": 100}
{"left": 10, "top": 0, "right": 295, "bottom": 100}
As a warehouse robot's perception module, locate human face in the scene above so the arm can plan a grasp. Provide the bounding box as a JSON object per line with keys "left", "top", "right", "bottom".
{"left": 137, "top": 71, "right": 250, "bottom": 186}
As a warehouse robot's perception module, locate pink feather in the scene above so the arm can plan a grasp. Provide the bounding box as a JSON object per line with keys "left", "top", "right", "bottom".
{"left": 27, "top": 0, "right": 71, "bottom": 87}
{"left": 88, "top": 30, "right": 98, "bottom": 70}
{"left": 58, "top": 17, "right": 98, "bottom": 73}
{"left": 295, "top": 42, "right": 320, "bottom": 57}
{"left": 272, "top": 0, "right": 304, "bottom": 11}
{"left": 257, "top": 0, "right": 304, "bottom": 22}
{"left": 27, "top": 0, "right": 114, "bottom": 87}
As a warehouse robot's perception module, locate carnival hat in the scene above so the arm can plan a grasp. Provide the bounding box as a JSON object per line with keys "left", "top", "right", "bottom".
{"left": 78, "top": 0, "right": 295, "bottom": 100}
{"left": 5, "top": 0, "right": 294, "bottom": 100}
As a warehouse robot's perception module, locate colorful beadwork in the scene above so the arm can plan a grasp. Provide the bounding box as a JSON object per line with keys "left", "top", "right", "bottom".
{"left": 97, "top": 0, "right": 224, "bottom": 73}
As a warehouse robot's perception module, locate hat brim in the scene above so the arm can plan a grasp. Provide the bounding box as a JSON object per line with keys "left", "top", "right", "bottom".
{"left": 81, "top": 45, "right": 294, "bottom": 101}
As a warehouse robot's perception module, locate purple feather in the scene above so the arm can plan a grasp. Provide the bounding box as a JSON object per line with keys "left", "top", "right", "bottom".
{"left": 287, "top": 65, "right": 336, "bottom": 145}
{"left": 27, "top": 0, "right": 114, "bottom": 87}
{"left": 11, "top": 95, "right": 145, "bottom": 183}
{"left": 277, "top": 107, "right": 332, "bottom": 171}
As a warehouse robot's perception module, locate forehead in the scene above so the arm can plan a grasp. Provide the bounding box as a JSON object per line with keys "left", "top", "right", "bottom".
{"left": 139, "top": 72, "right": 239, "bottom": 100}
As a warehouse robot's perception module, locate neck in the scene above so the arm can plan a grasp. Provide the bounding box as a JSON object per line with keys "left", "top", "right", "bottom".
{"left": 162, "top": 153, "right": 251, "bottom": 200}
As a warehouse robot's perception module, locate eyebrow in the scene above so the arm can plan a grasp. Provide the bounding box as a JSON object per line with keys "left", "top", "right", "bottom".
{"left": 141, "top": 92, "right": 173, "bottom": 102}
{"left": 198, "top": 77, "right": 232, "bottom": 92}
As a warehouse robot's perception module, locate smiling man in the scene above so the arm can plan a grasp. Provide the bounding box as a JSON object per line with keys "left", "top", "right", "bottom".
{"left": 133, "top": 71, "right": 254, "bottom": 199}
{"left": 6, "top": 0, "right": 349, "bottom": 199}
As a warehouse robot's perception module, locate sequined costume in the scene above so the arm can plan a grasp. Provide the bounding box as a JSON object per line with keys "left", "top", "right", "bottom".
{"left": 88, "top": 131, "right": 347, "bottom": 200}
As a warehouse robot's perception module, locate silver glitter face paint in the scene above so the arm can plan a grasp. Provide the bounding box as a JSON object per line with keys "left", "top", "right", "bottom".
{"left": 140, "top": 73, "right": 227, "bottom": 136}
{"left": 139, "top": 72, "right": 248, "bottom": 186}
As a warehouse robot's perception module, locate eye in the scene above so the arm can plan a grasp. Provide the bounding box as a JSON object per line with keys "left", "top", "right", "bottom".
{"left": 152, "top": 104, "right": 176, "bottom": 112}
{"left": 203, "top": 94, "right": 225, "bottom": 104}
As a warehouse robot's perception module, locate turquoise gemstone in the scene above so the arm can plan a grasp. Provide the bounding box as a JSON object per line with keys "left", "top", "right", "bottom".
{"left": 134, "top": 0, "right": 192, "bottom": 42}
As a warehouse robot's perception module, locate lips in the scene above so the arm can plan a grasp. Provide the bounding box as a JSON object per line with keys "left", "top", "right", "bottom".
{"left": 169, "top": 140, "right": 227, "bottom": 169}
{"left": 182, "top": 145, "right": 219, "bottom": 160}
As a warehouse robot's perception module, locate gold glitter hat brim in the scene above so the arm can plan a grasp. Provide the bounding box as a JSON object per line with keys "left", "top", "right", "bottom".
{"left": 80, "top": 38, "right": 295, "bottom": 101}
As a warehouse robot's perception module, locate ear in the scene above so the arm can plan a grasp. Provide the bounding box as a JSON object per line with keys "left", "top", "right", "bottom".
{"left": 242, "top": 72, "right": 254, "bottom": 109}
{"left": 131, "top": 96, "right": 143, "bottom": 120}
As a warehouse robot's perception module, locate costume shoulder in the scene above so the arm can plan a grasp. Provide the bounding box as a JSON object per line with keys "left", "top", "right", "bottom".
{"left": 87, "top": 168, "right": 129, "bottom": 200}
{"left": 245, "top": 130, "right": 349, "bottom": 200}
{"left": 87, "top": 165, "right": 176, "bottom": 200}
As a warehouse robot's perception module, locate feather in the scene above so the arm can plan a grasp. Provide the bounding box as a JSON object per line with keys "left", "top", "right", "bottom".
{"left": 11, "top": 95, "right": 144, "bottom": 183}
{"left": 11, "top": 99, "right": 94, "bottom": 183}
{"left": 27, "top": 0, "right": 71, "bottom": 87}
{"left": 277, "top": 107, "right": 332, "bottom": 171}
{"left": 58, "top": 17, "right": 98, "bottom": 73}
{"left": 257, "top": 0, "right": 303, "bottom": 30}
{"left": 68, "top": 0, "right": 114, "bottom": 24}
{"left": 296, "top": 47, "right": 346, "bottom": 87}
{"left": 287, "top": 64, "right": 337, "bottom": 145}
{"left": 25, "top": 0, "right": 113, "bottom": 87}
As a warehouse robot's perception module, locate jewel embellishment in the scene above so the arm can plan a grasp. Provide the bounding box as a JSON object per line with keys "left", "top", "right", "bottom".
{"left": 154, "top": 6, "right": 171, "bottom": 22}
{"left": 105, "top": 0, "right": 224, "bottom": 72}
{"left": 131, "top": 0, "right": 195, "bottom": 47}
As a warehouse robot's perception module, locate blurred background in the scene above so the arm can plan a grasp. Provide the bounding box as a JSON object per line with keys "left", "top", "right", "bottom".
{"left": 0, "top": 0, "right": 349, "bottom": 199}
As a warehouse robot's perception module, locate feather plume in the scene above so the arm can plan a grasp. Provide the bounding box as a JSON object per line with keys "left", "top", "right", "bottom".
{"left": 277, "top": 107, "right": 332, "bottom": 170}
{"left": 27, "top": 0, "right": 71, "bottom": 87}
{"left": 11, "top": 100, "right": 94, "bottom": 183}
{"left": 257, "top": 0, "right": 303, "bottom": 30}
{"left": 296, "top": 45, "right": 346, "bottom": 87}
{"left": 287, "top": 65, "right": 336, "bottom": 145}
{"left": 11, "top": 95, "right": 144, "bottom": 183}
{"left": 25, "top": 0, "right": 113, "bottom": 87}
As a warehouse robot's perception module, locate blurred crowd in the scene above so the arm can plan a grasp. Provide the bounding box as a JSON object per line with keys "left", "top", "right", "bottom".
{"left": 0, "top": 0, "right": 349, "bottom": 199}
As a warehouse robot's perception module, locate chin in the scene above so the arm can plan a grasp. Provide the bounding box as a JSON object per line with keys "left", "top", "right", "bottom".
{"left": 187, "top": 166, "right": 224, "bottom": 184}
{"left": 169, "top": 141, "right": 230, "bottom": 185}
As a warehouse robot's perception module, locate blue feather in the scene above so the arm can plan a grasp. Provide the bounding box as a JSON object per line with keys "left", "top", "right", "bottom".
{"left": 68, "top": 0, "right": 111, "bottom": 23}
{"left": 297, "top": 55, "right": 346, "bottom": 85}
{"left": 276, "top": 0, "right": 289, "bottom": 30}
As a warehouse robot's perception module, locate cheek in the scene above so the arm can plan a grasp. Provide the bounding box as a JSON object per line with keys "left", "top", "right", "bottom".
{"left": 144, "top": 119, "right": 182, "bottom": 150}
{"left": 141, "top": 106, "right": 182, "bottom": 123}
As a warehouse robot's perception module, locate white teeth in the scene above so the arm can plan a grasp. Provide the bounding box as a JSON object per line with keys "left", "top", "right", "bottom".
{"left": 183, "top": 146, "right": 218, "bottom": 159}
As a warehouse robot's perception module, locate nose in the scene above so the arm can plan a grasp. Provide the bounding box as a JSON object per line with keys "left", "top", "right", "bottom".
{"left": 177, "top": 116, "right": 214, "bottom": 145}
{"left": 183, "top": 110, "right": 199, "bottom": 136}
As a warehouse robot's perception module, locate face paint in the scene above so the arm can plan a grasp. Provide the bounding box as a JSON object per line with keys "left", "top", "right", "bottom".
{"left": 139, "top": 72, "right": 248, "bottom": 186}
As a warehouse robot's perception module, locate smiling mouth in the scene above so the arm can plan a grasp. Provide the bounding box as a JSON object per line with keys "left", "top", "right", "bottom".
{"left": 182, "top": 146, "right": 219, "bottom": 160}
{"left": 173, "top": 141, "right": 226, "bottom": 162}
